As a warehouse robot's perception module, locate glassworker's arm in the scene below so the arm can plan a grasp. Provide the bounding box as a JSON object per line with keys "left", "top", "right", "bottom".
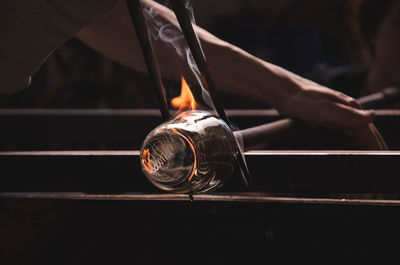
{"left": 76, "top": 0, "right": 384, "bottom": 149}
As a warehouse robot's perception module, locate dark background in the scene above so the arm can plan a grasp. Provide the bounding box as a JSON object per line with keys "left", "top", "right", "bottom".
{"left": 1, "top": 3, "right": 400, "bottom": 264}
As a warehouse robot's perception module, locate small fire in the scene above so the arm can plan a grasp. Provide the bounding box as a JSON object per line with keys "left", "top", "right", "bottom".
{"left": 170, "top": 77, "right": 198, "bottom": 111}
{"left": 142, "top": 149, "right": 153, "bottom": 173}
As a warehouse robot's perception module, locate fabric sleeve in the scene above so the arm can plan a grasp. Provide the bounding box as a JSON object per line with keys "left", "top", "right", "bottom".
{"left": 0, "top": 0, "right": 118, "bottom": 93}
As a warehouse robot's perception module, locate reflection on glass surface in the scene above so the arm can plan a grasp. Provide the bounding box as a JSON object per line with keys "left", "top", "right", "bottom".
{"left": 140, "top": 110, "right": 237, "bottom": 194}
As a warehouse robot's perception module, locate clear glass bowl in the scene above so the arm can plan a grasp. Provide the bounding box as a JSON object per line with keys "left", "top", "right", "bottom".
{"left": 140, "top": 110, "right": 237, "bottom": 194}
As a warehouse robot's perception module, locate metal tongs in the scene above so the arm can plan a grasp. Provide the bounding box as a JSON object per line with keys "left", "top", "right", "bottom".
{"left": 127, "top": 0, "right": 400, "bottom": 190}
{"left": 128, "top": 0, "right": 253, "bottom": 189}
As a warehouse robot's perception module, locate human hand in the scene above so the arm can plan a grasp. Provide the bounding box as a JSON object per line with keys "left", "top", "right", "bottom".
{"left": 275, "top": 78, "right": 387, "bottom": 150}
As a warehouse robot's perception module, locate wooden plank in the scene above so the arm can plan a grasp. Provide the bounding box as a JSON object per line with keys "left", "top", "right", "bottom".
{"left": 0, "top": 109, "right": 162, "bottom": 151}
{"left": 1, "top": 150, "right": 400, "bottom": 195}
{"left": 0, "top": 109, "right": 280, "bottom": 151}
{"left": 1, "top": 109, "right": 400, "bottom": 150}
{"left": 1, "top": 192, "right": 400, "bottom": 206}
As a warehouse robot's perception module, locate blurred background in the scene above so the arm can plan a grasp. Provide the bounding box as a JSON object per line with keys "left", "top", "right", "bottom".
{"left": 0, "top": 0, "right": 396, "bottom": 109}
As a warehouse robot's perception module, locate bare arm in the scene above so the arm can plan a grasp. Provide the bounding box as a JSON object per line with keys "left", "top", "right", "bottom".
{"left": 76, "top": 0, "right": 381, "bottom": 148}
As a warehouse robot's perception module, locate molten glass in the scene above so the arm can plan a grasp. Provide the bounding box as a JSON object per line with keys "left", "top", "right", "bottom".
{"left": 140, "top": 110, "right": 237, "bottom": 194}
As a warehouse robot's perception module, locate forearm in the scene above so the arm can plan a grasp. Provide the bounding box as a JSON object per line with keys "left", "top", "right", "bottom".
{"left": 201, "top": 36, "right": 301, "bottom": 110}
{"left": 76, "top": 0, "right": 378, "bottom": 141}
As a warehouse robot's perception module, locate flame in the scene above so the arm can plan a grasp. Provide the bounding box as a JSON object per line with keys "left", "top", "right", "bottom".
{"left": 142, "top": 149, "right": 153, "bottom": 172}
{"left": 171, "top": 77, "right": 198, "bottom": 111}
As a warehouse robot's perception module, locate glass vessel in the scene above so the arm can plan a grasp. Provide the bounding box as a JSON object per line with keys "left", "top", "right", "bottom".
{"left": 140, "top": 110, "right": 237, "bottom": 194}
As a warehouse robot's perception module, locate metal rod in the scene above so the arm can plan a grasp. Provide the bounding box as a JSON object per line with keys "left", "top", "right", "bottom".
{"left": 358, "top": 86, "right": 400, "bottom": 108}
{"left": 234, "top": 119, "right": 305, "bottom": 148}
{"left": 128, "top": 1, "right": 171, "bottom": 121}
{"left": 169, "top": 0, "right": 228, "bottom": 123}
{"left": 170, "top": 0, "right": 253, "bottom": 190}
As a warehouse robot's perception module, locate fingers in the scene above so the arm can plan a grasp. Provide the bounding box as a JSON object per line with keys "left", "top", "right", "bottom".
{"left": 315, "top": 87, "right": 389, "bottom": 149}
{"left": 282, "top": 82, "right": 385, "bottom": 150}
{"left": 314, "top": 101, "right": 375, "bottom": 131}
{"left": 318, "top": 103, "right": 388, "bottom": 150}
{"left": 318, "top": 88, "right": 362, "bottom": 109}
{"left": 349, "top": 98, "right": 362, "bottom": 109}
{"left": 286, "top": 83, "right": 387, "bottom": 150}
